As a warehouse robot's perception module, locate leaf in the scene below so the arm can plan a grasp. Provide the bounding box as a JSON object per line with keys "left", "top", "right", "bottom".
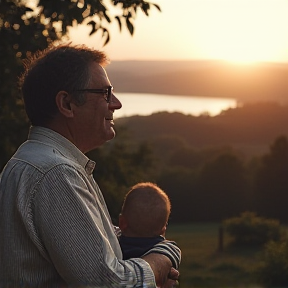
{"left": 61, "top": 22, "right": 67, "bottom": 34}
{"left": 115, "top": 16, "right": 122, "bottom": 32}
{"left": 102, "top": 28, "right": 110, "bottom": 46}
{"left": 103, "top": 11, "right": 111, "bottom": 23}
{"left": 25, "top": 7, "right": 34, "bottom": 12}
{"left": 152, "top": 3, "right": 161, "bottom": 12}
{"left": 125, "top": 17, "right": 134, "bottom": 35}
{"left": 87, "top": 20, "right": 97, "bottom": 35}
{"left": 141, "top": 2, "right": 150, "bottom": 16}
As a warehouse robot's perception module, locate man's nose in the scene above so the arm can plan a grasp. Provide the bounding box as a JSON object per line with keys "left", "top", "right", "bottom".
{"left": 109, "top": 93, "right": 122, "bottom": 110}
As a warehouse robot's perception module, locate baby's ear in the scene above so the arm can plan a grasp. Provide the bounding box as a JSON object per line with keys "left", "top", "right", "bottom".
{"left": 119, "top": 214, "right": 128, "bottom": 231}
{"left": 160, "top": 225, "right": 167, "bottom": 237}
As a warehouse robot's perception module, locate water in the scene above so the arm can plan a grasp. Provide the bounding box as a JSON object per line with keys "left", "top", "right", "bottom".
{"left": 114, "top": 93, "right": 237, "bottom": 118}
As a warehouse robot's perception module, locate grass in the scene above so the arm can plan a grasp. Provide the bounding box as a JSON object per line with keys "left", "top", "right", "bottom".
{"left": 165, "top": 223, "right": 264, "bottom": 288}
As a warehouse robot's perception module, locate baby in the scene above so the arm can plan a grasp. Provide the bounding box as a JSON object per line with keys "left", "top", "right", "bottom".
{"left": 119, "top": 182, "right": 180, "bottom": 269}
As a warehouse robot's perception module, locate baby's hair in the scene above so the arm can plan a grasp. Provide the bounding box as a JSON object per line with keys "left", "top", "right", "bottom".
{"left": 121, "top": 182, "right": 171, "bottom": 237}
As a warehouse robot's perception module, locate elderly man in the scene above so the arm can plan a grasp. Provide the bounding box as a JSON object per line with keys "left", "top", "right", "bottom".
{"left": 0, "top": 44, "right": 180, "bottom": 287}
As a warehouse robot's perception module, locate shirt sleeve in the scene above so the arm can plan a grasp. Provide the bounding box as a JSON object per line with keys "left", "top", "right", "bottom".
{"left": 28, "top": 164, "right": 156, "bottom": 287}
{"left": 143, "top": 240, "right": 181, "bottom": 270}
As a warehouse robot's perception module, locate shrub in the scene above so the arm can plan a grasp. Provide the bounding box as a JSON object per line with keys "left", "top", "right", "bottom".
{"left": 223, "top": 211, "right": 285, "bottom": 246}
{"left": 257, "top": 239, "right": 288, "bottom": 287}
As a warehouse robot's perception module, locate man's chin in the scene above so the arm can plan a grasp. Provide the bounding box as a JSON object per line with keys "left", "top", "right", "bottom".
{"left": 106, "top": 129, "right": 116, "bottom": 141}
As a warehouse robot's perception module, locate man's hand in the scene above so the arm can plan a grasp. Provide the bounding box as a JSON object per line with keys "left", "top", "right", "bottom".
{"left": 161, "top": 278, "right": 179, "bottom": 288}
{"left": 161, "top": 268, "right": 180, "bottom": 288}
{"left": 168, "top": 267, "right": 179, "bottom": 281}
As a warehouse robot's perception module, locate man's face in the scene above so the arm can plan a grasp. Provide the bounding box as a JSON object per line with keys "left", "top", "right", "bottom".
{"left": 72, "top": 62, "right": 122, "bottom": 153}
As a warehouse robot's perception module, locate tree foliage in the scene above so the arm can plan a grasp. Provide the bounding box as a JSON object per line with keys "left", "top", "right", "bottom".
{"left": 1, "top": 0, "right": 161, "bottom": 52}
{"left": 158, "top": 166, "right": 198, "bottom": 223}
{"left": 195, "top": 152, "right": 249, "bottom": 221}
{"left": 254, "top": 135, "right": 288, "bottom": 222}
{"left": 224, "top": 212, "right": 284, "bottom": 246}
{"left": 258, "top": 239, "right": 288, "bottom": 286}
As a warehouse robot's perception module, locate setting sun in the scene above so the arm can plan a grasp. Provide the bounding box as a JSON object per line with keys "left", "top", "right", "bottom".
{"left": 69, "top": 0, "right": 288, "bottom": 64}
{"left": 188, "top": 0, "right": 288, "bottom": 64}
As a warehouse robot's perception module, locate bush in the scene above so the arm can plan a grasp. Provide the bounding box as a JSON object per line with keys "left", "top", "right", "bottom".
{"left": 257, "top": 239, "right": 288, "bottom": 287}
{"left": 223, "top": 211, "right": 285, "bottom": 246}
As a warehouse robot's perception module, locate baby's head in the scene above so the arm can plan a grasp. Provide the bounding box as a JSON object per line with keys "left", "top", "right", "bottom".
{"left": 119, "top": 182, "right": 171, "bottom": 237}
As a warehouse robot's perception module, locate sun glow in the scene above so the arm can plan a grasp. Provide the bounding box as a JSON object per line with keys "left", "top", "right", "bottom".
{"left": 185, "top": 0, "right": 288, "bottom": 64}
{"left": 69, "top": 0, "right": 288, "bottom": 64}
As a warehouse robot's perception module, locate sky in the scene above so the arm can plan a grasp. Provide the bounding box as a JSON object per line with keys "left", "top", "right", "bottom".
{"left": 69, "top": 0, "right": 288, "bottom": 63}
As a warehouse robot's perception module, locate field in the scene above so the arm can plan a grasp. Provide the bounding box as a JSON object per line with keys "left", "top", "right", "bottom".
{"left": 165, "top": 223, "right": 264, "bottom": 288}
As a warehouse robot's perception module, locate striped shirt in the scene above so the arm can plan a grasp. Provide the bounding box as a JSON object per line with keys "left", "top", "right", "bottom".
{"left": 0, "top": 126, "right": 156, "bottom": 287}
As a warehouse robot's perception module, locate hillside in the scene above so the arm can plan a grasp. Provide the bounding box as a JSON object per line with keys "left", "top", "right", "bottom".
{"left": 116, "top": 102, "right": 288, "bottom": 156}
{"left": 106, "top": 60, "right": 288, "bottom": 104}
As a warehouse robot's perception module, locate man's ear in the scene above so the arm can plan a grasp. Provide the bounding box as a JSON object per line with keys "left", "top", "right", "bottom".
{"left": 55, "top": 91, "right": 74, "bottom": 118}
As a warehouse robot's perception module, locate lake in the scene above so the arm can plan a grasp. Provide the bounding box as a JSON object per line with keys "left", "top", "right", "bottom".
{"left": 114, "top": 93, "right": 237, "bottom": 118}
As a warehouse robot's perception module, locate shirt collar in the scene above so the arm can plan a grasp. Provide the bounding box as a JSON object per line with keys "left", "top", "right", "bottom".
{"left": 28, "top": 126, "right": 96, "bottom": 175}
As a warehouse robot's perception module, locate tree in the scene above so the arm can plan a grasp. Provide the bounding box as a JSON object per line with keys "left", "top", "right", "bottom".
{"left": 157, "top": 166, "right": 198, "bottom": 223}
{"left": 0, "top": 0, "right": 160, "bottom": 169}
{"left": 254, "top": 135, "right": 288, "bottom": 222}
{"left": 195, "top": 152, "right": 249, "bottom": 221}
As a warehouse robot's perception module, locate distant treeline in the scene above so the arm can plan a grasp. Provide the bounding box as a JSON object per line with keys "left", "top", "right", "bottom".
{"left": 88, "top": 101, "right": 288, "bottom": 224}
{"left": 117, "top": 101, "right": 288, "bottom": 157}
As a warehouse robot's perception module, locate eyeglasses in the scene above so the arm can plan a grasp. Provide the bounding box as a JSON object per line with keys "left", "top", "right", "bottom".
{"left": 76, "top": 85, "right": 113, "bottom": 103}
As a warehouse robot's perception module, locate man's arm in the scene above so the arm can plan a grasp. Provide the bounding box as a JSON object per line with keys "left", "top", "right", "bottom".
{"left": 24, "top": 164, "right": 156, "bottom": 287}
